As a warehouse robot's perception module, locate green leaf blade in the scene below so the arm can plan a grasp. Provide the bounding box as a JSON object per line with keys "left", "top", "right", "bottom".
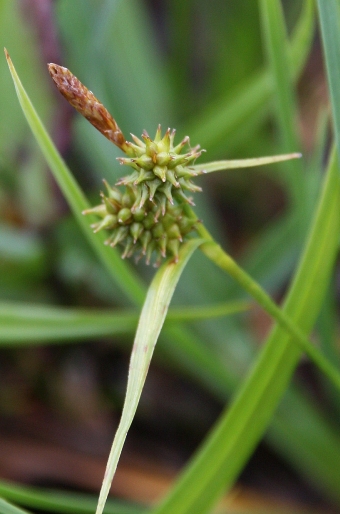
{"left": 192, "top": 152, "right": 301, "bottom": 174}
{"left": 151, "top": 146, "right": 340, "bottom": 513}
{"left": 4, "top": 49, "right": 145, "bottom": 306}
{"left": 317, "top": 0, "right": 340, "bottom": 171}
{"left": 95, "top": 239, "right": 204, "bottom": 514}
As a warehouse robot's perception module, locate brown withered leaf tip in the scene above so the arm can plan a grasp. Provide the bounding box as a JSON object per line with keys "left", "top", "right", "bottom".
{"left": 48, "top": 64, "right": 129, "bottom": 153}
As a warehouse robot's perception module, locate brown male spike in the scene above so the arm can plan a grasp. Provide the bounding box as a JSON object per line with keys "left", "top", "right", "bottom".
{"left": 47, "top": 63, "right": 204, "bottom": 210}
{"left": 48, "top": 63, "right": 130, "bottom": 154}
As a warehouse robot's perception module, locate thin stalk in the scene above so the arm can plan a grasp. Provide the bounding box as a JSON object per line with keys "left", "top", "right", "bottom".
{"left": 191, "top": 218, "right": 340, "bottom": 391}
{"left": 201, "top": 238, "right": 340, "bottom": 388}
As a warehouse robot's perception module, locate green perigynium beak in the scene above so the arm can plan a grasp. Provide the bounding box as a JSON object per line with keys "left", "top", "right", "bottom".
{"left": 116, "top": 125, "right": 204, "bottom": 206}
{"left": 83, "top": 179, "right": 198, "bottom": 266}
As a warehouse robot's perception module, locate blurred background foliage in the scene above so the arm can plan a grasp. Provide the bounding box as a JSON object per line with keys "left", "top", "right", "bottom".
{"left": 0, "top": 1, "right": 339, "bottom": 513}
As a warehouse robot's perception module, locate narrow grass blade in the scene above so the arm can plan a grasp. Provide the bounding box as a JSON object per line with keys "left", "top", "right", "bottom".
{"left": 259, "top": 0, "right": 303, "bottom": 209}
{"left": 259, "top": 0, "right": 301, "bottom": 152}
{"left": 197, "top": 241, "right": 340, "bottom": 391}
{"left": 4, "top": 49, "right": 144, "bottom": 306}
{"left": 0, "top": 480, "right": 144, "bottom": 514}
{"left": 192, "top": 153, "right": 301, "bottom": 174}
{"left": 186, "top": 0, "right": 314, "bottom": 152}
{"left": 0, "top": 307, "right": 137, "bottom": 344}
{"left": 0, "top": 300, "right": 249, "bottom": 345}
{"left": 268, "top": 386, "right": 340, "bottom": 502}
{"left": 317, "top": 0, "right": 340, "bottom": 169}
{"left": 95, "top": 239, "right": 203, "bottom": 514}
{"left": 152, "top": 147, "right": 340, "bottom": 513}
{"left": 0, "top": 498, "right": 32, "bottom": 514}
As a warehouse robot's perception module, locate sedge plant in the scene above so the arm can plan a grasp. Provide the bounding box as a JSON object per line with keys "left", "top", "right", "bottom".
{"left": 3, "top": 2, "right": 340, "bottom": 512}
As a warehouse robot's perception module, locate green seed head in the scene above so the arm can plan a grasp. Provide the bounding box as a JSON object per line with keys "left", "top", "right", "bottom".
{"left": 116, "top": 125, "right": 204, "bottom": 207}
{"left": 83, "top": 181, "right": 198, "bottom": 266}
{"left": 47, "top": 65, "right": 204, "bottom": 265}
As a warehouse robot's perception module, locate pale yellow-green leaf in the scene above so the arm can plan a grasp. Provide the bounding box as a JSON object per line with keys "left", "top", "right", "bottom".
{"left": 192, "top": 152, "right": 301, "bottom": 174}
{"left": 95, "top": 238, "right": 204, "bottom": 514}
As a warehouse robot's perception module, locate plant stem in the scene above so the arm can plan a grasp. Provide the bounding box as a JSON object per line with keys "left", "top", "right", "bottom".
{"left": 184, "top": 192, "right": 340, "bottom": 390}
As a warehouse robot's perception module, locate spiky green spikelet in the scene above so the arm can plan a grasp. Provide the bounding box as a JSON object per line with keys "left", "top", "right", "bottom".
{"left": 47, "top": 65, "right": 203, "bottom": 265}
{"left": 117, "top": 125, "right": 204, "bottom": 207}
{"left": 83, "top": 181, "right": 198, "bottom": 266}
{"left": 83, "top": 126, "right": 203, "bottom": 265}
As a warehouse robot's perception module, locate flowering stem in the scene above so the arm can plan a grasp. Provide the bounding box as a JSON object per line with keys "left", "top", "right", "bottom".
{"left": 185, "top": 209, "right": 340, "bottom": 390}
